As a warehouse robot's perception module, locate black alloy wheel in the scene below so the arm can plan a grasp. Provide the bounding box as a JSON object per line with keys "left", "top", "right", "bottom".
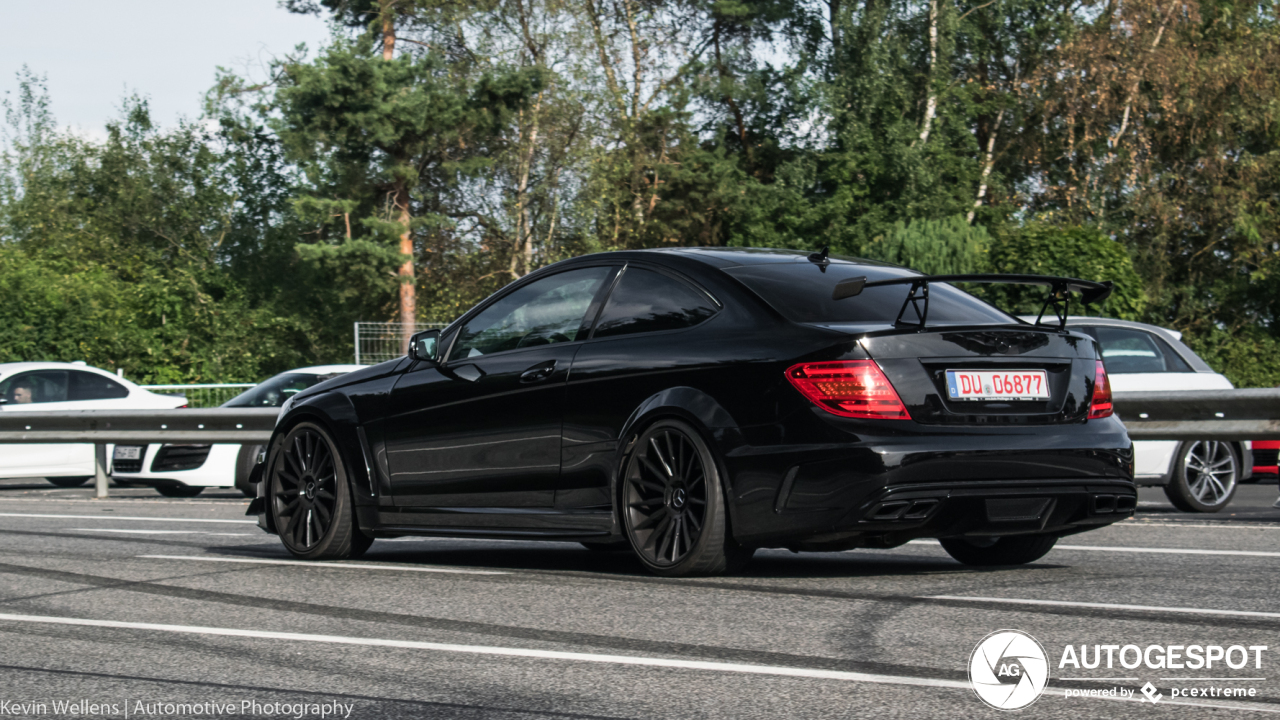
{"left": 269, "top": 422, "right": 372, "bottom": 560}
{"left": 46, "top": 476, "right": 91, "bottom": 488}
{"left": 939, "top": 534, "right": 1058, "bottom": 566}
{"left": 621, "top": 419, "right": 752, "bottom": 576}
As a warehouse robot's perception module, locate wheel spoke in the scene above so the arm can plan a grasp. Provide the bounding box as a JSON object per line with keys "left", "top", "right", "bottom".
{"left": 650, "top": 437, "right": 674, "bottom": 477}
{"left": 280, "top": 497, "right": 300, "bottom": 514}
{"left": 630, "top": 474, "right": 666, "bottom": 494}
{"left": 645, "top": 513, "right": 672, "bottom": 552}
{"left": 656, "top": 516, "right": 676, "bottom": 559}
{"left": 671, "top": 517, "right": 684, "bottom": 562}
{"left": 314, "top": 488, "right": 335, "bottom": 501}
{"left": 637, "top": 455, "right": 669, "bottom": 485}
{"left": 629, "top": 498, "right": 665, "bottom": 508}
{"left": 634, "top": 508, "right": 667, "bottom": 531}
{"left": 314, "top": 501, "right": 331, "bottom": 525}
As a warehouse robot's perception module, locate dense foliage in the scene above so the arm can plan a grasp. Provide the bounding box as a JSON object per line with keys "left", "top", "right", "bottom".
{"left": 2, "top": 0, "right": 1277, "bottom": 386}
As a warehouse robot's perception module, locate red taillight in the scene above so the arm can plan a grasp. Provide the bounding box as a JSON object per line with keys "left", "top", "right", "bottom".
{"left": 785, "top": 360, "right": 910, "bottom": 420}
{"left": 1088, "top": 359, "right": 1113, "bottom": 420}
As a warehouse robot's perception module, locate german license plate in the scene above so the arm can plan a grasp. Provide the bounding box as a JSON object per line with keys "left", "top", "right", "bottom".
{"left": 946, "top": 370, "right": 1049, "bottom": 401}
{"left": 113, "top": 445, "right": 144, "bottom": 460}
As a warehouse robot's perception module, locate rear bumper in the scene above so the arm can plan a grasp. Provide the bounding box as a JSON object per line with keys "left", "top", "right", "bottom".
{"left": 780, "top": 479, "right": 1135, "bottom": 551}
{"left": 723, "top": 413, "right": 1134, "bottom": 548}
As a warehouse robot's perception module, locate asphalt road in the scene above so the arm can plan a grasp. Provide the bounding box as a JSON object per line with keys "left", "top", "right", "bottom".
{"left": 0, "top": 476, "right": 1277, "bottom": 719}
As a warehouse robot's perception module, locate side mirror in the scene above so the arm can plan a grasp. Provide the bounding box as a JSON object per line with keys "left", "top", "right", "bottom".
{"left": 409, "top": 329, "right": 441, "bottom": 364}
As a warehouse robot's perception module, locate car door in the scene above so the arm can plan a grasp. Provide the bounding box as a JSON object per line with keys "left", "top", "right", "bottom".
{"left": 0, "top": 370, "right": 141, "bottom": 478}
{"left": 382, "top": 265, "right": 617, "bottom": 508}
{"left": 0, "top": 370, "right": 93, "bottom": 478}
{"left": 557, "top": 264, "right": 724, "bottom": 509}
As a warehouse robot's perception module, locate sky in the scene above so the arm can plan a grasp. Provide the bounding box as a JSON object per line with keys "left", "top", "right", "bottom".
{"left": 1, "top": 0, "right": 333, "bottom": 135}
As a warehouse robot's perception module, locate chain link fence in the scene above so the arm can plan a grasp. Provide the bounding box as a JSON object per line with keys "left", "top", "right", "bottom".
{"left": 354, "top": 322, "right": 446, "bottom": 365}
{"left": 139, "top": 384, "right": 257, "bottom": 408}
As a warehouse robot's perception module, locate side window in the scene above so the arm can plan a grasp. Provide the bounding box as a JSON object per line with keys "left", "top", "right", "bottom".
{"left": 593, "top": 267, "right": 719, "bottom": 339}
{"left": 450, "top": 266, "right": 613, "bottom": 360}
{"left": 1092, "top": 327, "right": 1193, "bottom": 373}
{"left": 0, "top": 371, "right": 69, "bottom": 404}
{"left": 69, "top": 371, "right": 130, "bottom": 401}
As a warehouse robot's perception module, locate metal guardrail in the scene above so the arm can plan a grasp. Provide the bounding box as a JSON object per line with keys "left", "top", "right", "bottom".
{"left": 0, "top": 409, "right": 277, "bottom": 499}
{"left": 1113, "top": 389, "right": 1280, "bottom": 440}
{"left": 0, "top": 389, "right": 1275, "bottom": 498}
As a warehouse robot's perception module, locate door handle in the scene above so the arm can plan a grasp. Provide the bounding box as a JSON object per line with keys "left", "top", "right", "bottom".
{"left": 519, "top": 360, "right": 557, "bottom": 384}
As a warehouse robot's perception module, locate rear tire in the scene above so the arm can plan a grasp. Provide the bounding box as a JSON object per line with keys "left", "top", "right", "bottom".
{"left": 269, "top": 422, "right": 372, "bottom": 560}
{"left": 156, "top": 485, "right": 204, "bottom": 498}
{"left": 620, "top": 419, "right": 749, "bottom": 577}
{"left": 46, "top": 476, "right": 91, "bottom": 488}
{"left": 940, "top": 534, "right": 1057, "bottom": 566}
{"left": 1164, "top": 441, "right": 1238, "bottom": 513}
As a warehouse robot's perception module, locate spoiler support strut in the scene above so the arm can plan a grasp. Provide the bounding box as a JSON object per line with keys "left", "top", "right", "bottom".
{"left": 830, "top": 273, "right": 1114, "bottom": 331}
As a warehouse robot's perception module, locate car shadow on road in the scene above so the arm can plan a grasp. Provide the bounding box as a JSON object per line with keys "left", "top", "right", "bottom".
{"left": 204, "top": 541, "right": 1067, "bottom": 580}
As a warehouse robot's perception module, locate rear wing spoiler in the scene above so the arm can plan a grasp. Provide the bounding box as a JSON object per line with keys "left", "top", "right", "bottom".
{"left": 830, "top": 273, "right": 1114, "bottom": 330}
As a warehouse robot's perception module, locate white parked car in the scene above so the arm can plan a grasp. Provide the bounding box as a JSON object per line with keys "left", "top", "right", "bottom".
{"left": 1023, "top": 317, "right": 1252, "bottom": 512}
{"left": 0, "top": 362, "right": 187, "bottom": 487}
{"left": 112, "top": 365, "right": 363, "bottom": 497}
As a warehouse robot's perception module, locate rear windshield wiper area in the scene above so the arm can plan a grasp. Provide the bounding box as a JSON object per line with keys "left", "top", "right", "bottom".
{"left": 831, "top": 274, "right": 1114, "bottom": 331}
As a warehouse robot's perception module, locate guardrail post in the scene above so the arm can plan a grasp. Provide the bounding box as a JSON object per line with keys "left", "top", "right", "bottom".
{"left": 94, "top": 443, "right": 109, "bottom": 499}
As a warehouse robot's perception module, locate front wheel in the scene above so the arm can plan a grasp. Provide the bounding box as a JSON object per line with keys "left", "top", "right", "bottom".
{"left": 269, "top": 422, "right": 372, "bottom": 560}
{"left": 620, "top": 419, "right": 752, "bottom": 577}
{"left": 1164, "top": 441, "right": 1238, "bottom": 513}
{"left": 940, "top": 534, "right": 1057, "bottom": 566}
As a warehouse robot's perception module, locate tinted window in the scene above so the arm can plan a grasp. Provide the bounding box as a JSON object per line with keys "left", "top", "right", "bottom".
{"left": 451, "top": 267, "right": 612, "bottom": 359}
{"left": 594, "top": 268, "right": 718, "bottom": 339}
{"left": 725, "top": 263, "right": 1014, "bottom": 325}
{"left": 223, "top": 372, "right": 348, "bottom": 407}
{"left": 1091, "top": 327, "right": 1193, "bottom": 374}
{"left": 0, "top": 371, "right": 69, "bottom": 404}
{"left": 69, "top": 371, "right": 130, "bottom": 400}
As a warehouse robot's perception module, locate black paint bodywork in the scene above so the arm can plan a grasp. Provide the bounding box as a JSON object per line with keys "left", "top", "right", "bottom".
{"left": 253, "top": 248, "right": 1135, "bottom": 552}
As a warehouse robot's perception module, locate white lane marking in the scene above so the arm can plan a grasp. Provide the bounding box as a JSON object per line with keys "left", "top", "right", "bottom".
{"left": 1121, "top": 522, "right": 1280, "bottom": 530}
{"left": 71, "top": 529, "right": 255, "bottom": 537}
{"left": 0, "top": 613, "right": 1274, "bottom": 714}
{"left": 138, "top": 555, "right": 509, "bottom": 576}
{"left": 927, "top": 595, "right": 1280, "bottom": 620}
{"left": 0, "top": 611, "right": 966, "bottom": 690}
{"left": 907, "top": 539, "right": 1280, "bottom": 558}
{"left": 0, "top": 513, "right": 255, "bottom": 525}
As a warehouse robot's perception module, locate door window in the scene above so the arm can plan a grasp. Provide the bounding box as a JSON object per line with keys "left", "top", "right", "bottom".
{"left": 0, "top": 371, "right": 70, "bottom": 404}
{"left": 68, "top": 371, "right": 130, "bottom": 400}
{"left": 593, "top": 267, "right": 719, "bottom": 339}
{"left": 1091, "top": 327, "right": 1193, "bottom": 373}
{"left": 450, "top": 266, "right": 613, "bottom": 360}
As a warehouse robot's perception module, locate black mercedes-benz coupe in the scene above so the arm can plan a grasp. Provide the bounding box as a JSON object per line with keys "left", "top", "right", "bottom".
{"left": 248, "top": 247, "right": 1135, "bottom": 576}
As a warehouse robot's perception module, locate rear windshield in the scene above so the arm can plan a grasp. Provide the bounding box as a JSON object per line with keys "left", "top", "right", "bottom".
{"left": 725, "top": 263, "right": 1016, "bottom": 325}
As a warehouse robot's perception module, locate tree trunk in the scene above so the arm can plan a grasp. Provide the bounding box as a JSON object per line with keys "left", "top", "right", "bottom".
{"left": 381, "top": 0, "right": 396, "bottom": 60}
{"left": 395, "top": 181, "right": 415, "bottom": 352}
{"left": 917, "top": 0, "right": 940, "bottom": 146}
{"left": 968, "top": 107, "right": 1005, "bottom": 224}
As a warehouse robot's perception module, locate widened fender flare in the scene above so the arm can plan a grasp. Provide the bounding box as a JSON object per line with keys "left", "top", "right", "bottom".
{"left": 612, "top": 387, "right": 745, "bottom": 533}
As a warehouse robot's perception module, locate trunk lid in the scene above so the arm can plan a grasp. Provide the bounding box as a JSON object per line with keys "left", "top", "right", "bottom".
{"left": 853, "top": 326, "right": 1097, "bottom": 425}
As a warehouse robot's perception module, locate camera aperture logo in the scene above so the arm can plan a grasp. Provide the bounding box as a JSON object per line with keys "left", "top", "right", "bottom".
{"left": 969, "top": 630, "right": 1050, "bottom": 710}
